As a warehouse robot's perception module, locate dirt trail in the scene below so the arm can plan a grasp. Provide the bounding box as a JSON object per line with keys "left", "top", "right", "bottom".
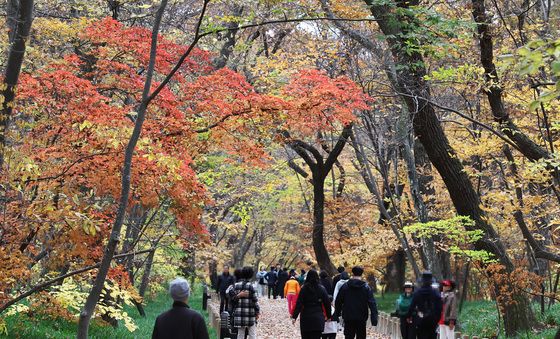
{"left": 209, "top": 295, "right": 389, "bottom": 338}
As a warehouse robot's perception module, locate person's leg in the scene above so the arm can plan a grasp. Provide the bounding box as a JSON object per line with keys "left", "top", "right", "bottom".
{"left": 247, "top": 325, "right": 257, "bottom": 339}
{"left": 400, "top": 318, "right": 408, "bottom": 339}
{"left": 407, "top": 321, "right": 416, "bottom": 339}
{"left": 344, "top": 320, "right": 357, "bottom": 339}
{"left": 355, "top": 321, "right": 366, "bottom": 339}
{"left": 219, "top": 293, "right": 226, "bottom": 313}
{"left": 268, "top": 285, "right": 272, "bottom": 299}
{"left": 238, "top": 327, "right": 247, "bottom": 339}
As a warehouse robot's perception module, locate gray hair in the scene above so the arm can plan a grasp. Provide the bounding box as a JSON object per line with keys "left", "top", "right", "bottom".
{"left": 169, "top": 277, "right": 191, "bottom": 301}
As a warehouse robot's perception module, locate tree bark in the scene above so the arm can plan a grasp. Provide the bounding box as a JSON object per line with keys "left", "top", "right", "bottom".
{"left": 0, "top": 0, "right": 34, "bottom": 167}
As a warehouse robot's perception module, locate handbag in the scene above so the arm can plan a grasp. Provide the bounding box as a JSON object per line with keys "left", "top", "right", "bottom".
{"left": 323, "top": 320, "right": 338, "bottom": 334}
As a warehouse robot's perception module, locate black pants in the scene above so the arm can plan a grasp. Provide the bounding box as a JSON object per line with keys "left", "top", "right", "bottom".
{"left": 268, "top": 284, "right": 277, "bottom": 299}
{"left": 399, "top": 317, "right": 416, "bottom": 339}
{"left": 219, "top": 293, "right": 228, "bottom": 313}
{"left": 321, "top": 334, "right": 336, "bottom": 339}
{"left": 301, "top": 330, "right": 322, "bottom": 339}
{"left": 343, "top": 320, "right": 366, "bottom": 339}
{"left": 416, "top": 323, "right": 437, "bottom": 339}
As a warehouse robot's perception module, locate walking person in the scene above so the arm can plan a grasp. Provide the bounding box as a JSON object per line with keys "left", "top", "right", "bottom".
{"left": 230, "top": 266, "right": 260, "bottom": 339}
{"left": 319, "top": 271, "right": 333, "bottom": 300}
{"left": 297, "top": 269, "right": 307, "bottom": 285}
{"left": 277, "top": 268, "right": 289, "bottom": 299}
{"left": 334, "top": 266, "right": 378, "bottom": 339}
{"left": 152, "top": 278, "right": 209, "bottom": 339}
{"left": 284, "top": 275, "right": 301, "bottom": 316}
{"left": 406, "top": 271, "right": 442, "bottom": 339}
{"left": 256, "top": 267, "right": 268, "bottom": 297}
{"left": 332, "top": 271, "right": 349, "bottom": 303}
{"left": 216, "top": 265, "right": 235, "bottom": 313}
{"left": 265, "top": 266, "right": 278, "bottom": 299}
{"left": 331, "top": 266, "right": 345, "bottom": 295}
{"left": 291, "top": 270, "right": 332, "bottom": 339}
{"left": 391, "top": 281, "right": 416, "bottom": 339}
{"left": 439, "top": 280, "right": 458, "bottom": 339}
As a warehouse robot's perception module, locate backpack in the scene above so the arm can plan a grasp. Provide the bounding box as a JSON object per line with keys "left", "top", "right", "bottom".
{"left": 416, "top": 294, "right": 437, "bottom": 323}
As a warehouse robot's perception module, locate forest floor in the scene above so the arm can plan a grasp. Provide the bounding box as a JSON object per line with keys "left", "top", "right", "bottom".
{"left": 208, "top": 293, "right": 389, "bottom": 339}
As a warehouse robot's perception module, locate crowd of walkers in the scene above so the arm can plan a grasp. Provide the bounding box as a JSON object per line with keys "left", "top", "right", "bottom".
{"left": 152, "top": 264, "right": 459, "bottom": 339}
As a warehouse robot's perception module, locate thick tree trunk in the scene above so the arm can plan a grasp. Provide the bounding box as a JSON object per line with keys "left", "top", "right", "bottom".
{"left": 312, "top": 175, "right": 336, "bottom": 275}
{"left": 384, "top": 249, "right": 406, "bottom": 292}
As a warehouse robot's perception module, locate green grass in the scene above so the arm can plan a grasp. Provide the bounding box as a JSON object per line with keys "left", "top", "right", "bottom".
{"left": 1, "top": 285, "right": 217, "bottom": 339}
{"left": 374, "top": 292, "right": 559, "bottom": 339}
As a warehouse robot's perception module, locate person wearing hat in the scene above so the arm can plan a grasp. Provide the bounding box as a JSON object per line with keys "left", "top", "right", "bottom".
{"left": 152, "top": 277, "right": 209, "bottom": 339}
{"left": 391, "top": 281, "right": 416, "bottom": 339}
{"left": 439, "top": 280, "right": 458, "bottom": 339}
{"left": 406, "top": 271, "right": 442, "bottom": 339}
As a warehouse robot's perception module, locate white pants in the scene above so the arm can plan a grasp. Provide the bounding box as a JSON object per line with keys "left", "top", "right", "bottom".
{"left": 258, "top": 284, "right": 266, "bottom": 297}
{"left": 439, "top": 324, "right": 455, "bottom": 339}
{"left": 238, "top": 325, "right": 257, "bottom": 339}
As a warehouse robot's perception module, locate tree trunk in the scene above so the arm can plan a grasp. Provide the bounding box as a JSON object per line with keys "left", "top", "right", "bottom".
{"left": 312, "top": 175, "right": 336, "bottom": 275}
{"left": 1, "top": 0, "right": 34, "bottom": 167}
{"left": 384, "top": 249, "right": 406, "bottom": 292}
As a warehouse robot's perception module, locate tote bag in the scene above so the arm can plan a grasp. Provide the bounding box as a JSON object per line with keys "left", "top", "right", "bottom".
{"left": 323, "top": 320, "right": 338, "bottom": 334}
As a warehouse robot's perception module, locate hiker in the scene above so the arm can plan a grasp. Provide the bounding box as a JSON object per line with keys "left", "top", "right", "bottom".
{"left": 284, "top": 274, "right": 301, "bottom": 316}
{"left": 265, "top": 266, "right": 278, "bottom": 299}
{"left": 391, "top": 281, "right": 415, "bottom": 339}
{"left": 332, "top": 271, "right": 349, "bottom": 303}
{"left": 256, "top": 267, "right": 268, "bottom": 297}
{"left": 439, "top": 280, "right": 458, "bottom": 339}
{"left": 225, "top": 269, "right": 244, "bottom": 314}
{"left": 334, "top": 266, "right": 378, "bottom": 339}
{"left": 277, "top": 267, "right": 290, "bottom": 299}
{"left": 152, "top": 278, "right": 209, "bottom": 339}
{"left": 291, "top": 270, "right": 332, "bottom": 339}
{"left": 216, "top": 264, "right": 235, "bottom": 313}
{"left": 319, "top": 271, "right": 333, "bottom": 300}
{"left": 230, "top": 266, "right": 260, "bottom": 339}
{"left": 406, "top": 271, "right": 442, "bottom": 339}
{"left": 331, "top": 266, "right": 345, "bottom": 295}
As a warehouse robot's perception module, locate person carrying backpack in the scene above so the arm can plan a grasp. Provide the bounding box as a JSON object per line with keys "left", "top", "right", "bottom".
{"left": 334, "top": 266, "right": 378, "bottom": 339}
{"left": 256, "top": 267, "right": 268, "bottom": 297}
{"left": 406, "top": 271, "right": 442, "bottom": 339}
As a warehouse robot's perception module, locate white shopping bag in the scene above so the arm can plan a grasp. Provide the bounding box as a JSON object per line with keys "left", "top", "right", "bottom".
{"left": 323, "top": 320, "right": 338, "bottom": 334}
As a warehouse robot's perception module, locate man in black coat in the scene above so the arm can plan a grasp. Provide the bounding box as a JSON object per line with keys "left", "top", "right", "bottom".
{"left": 152, "top": 278, "right": 209, "bottom": 339}
{"left": 276, "top": 268, "right": 289, "bottom": 299}
{"left": 406, "top": 271, "right": 442, "bottom": 339}
{"left": 265, "top": 266, "right": 278, "bottom": 299}
{"left": 334, "top": 266, "right": 378, "bottom": 339}
{"left": 216, "top": 264, "right": 235, "bottom": 312}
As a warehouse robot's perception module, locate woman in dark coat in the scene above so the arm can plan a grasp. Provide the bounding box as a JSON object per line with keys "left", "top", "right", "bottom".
{"left": 291, "top": 270, "right": 332, "bottom": 339}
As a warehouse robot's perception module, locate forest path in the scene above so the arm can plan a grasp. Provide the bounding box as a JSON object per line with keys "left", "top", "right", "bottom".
{"left": 209, "top": 293, "right": 389, "bottom": 338}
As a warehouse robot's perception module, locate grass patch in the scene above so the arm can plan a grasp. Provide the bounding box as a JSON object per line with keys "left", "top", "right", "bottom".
{"left": 0, "top": 284, "right": 216, "bottom": 339}
{"left": 374, "top": 292, "right": 558, "bottom": 338}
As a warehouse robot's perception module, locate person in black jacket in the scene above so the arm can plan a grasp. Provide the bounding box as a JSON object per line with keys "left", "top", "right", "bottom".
{"left": 291, "top": 270, "right": 332, "bottom": 339}
{"left": 334, "top": 266, "right": 378, "bottom": 339}
{"left": 319, "top": 271, "right": 333, "bottom": 300}
{"left": 276, "top": 268, "right": 289, "bottom": 299}
{"left": 331, "top": 266, "right": 345, "bottom": 295}
{"left": 265, "top": 266, "right": 278, "bottom": 299}
{"left": 152, "top": 278, "right": 209, "bottom": 339}
{"left": 216, "top": 265, "right": 235, "bottom": 313}
{"left": 406, "top": 271, "right": 442, "bottom": 339}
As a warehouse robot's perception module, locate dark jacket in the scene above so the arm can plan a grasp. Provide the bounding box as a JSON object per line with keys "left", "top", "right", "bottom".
{"left": 406, "top": 285, "right": 443, "bottom": 326}
{"left": 292, "top": 284, "right": 332, "bottom": 333}
{"left": 152, "top": 301, "right": 209, "bottom": 339}
{"left": 216, "top": 273, "right": 234, "bottom": 295}
{"left": 265, "top": 270, "right": 278, "bottom": 286}
{"left": 276, "top": 270, "right": 289, "bottom": 293}
{"left": 334, "top": 278, "right": 378, "bottom": 326}
{"left": 320, "top": 277, "right": 333, "bottom": 297}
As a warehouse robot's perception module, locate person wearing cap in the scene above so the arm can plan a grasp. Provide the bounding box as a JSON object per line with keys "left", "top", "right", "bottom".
{"left": 391, "top": 281, "right": 415, "bottom": 339}
{"left": 333, "top": 266, "right": 378, "bottom": 339}
{"left": 152, "top": 277, "right": 209, "bottom": 339}
{"left": 406, "top": 271, "right": 442, "bottom": 339}
{"left": 439, "top": 280, "right": 458, "bottom": 339}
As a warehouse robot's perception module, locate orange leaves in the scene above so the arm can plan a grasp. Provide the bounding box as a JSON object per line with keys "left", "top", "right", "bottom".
{"left": 282, "top": 69, "right": 372, "bottom": 136}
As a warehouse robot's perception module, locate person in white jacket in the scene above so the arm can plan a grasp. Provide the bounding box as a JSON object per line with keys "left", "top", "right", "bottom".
{"left": 255, "top": 267, "right": 268, "bottom": 297}
{"left": 332, "top": 271, "right": 349, "bottom": 303}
